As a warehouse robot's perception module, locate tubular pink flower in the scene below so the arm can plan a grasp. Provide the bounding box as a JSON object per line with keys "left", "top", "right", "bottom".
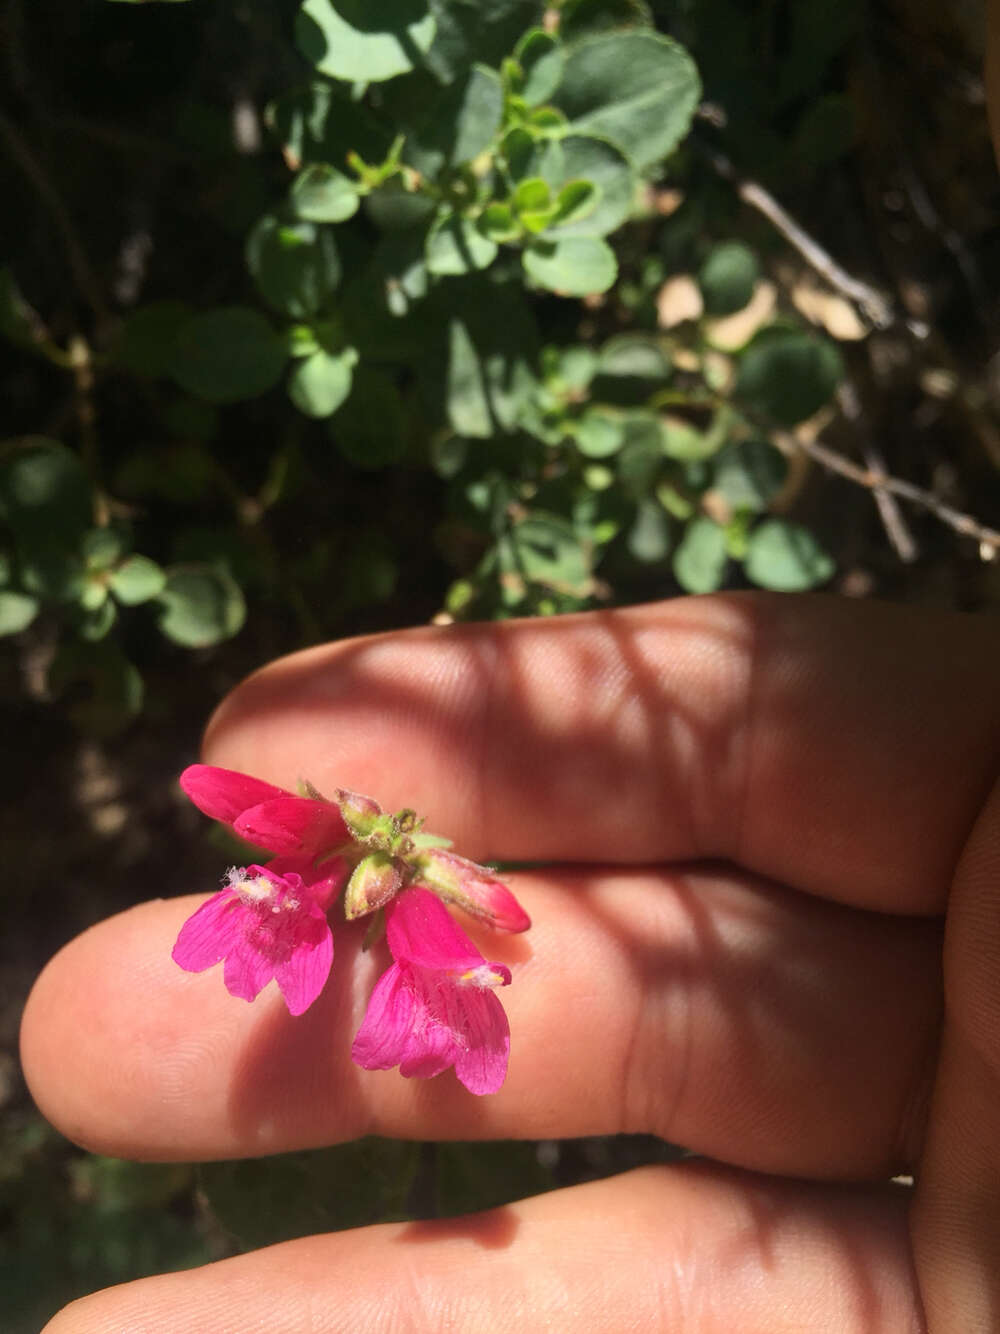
{"left": 172, "top": 856, "right": 346, "bottom": 1015}
{"left": 179, "top": 764, "right": 350, "bottom": 857}
{"left": 414, "top": 847, "right": 531, "bottom": 933}
{"left": 351, "top": 887, "right": 512, "bottom": 1096}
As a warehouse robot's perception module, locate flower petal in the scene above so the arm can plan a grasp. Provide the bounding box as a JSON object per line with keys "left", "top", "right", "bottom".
{"left": 397, "top": 969, "right": 461, "bottom": 1080}
{"left": 452, "top": 988, "right": 510, "bottom": 1096}
{"left": 273, "top": 917, "right": 334, "bottom": 1016}
{"left": 171, "top": 890, "right": 242, "bottom": 973}
{"left": 234, "top": 797, "right": 348, "bottom": 856}
{"left": 351, "top": 964, "right": 415, "bottom": 1071}
{"left": 223, "top": 939, "right": 276, "bottom": 1004}
{"left": 386, "top": 888, "right": 486, "bottom": 974}
{"left": 266, "top": 855, "right": 348, "bottom": 910}
{"left": 179, "top": 764, "right": 287, "bottom": 825}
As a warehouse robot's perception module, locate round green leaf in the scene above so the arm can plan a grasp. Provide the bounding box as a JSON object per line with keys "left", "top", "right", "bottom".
{"left": 736, "top": 329, "right": 844, "bottom": 426}
{"left": 295, "top": 0, "right": 436, "bottom": 82}
{"left": 108, "top": 555, "right": 167, "bottom": 606}
{"left": 246, "top": 215, "right": 341, "bottom": 320}
{"left": 575, "top": 408, "right": 625, "bottom": 458}
{"left": 712, "top": 439, "right": 788, "bottom": 512}
{"left": 47, "top": 642, "right": 143, "bottom": 736}
{"left": 552, "top": 31, "right": 701, "bottom": 170}
{"left": 524, "top": 134, "right": 635, "bottom": 238}
{"left": 597, "top": 333, "right": 672, "bottom": 397}
{"left": 170, "top": 308, "right": 287, "bottom": 405}
{"left": 0, "top": 589, "right": 39, "bottom": 635}
{"left": 426, "top": 215, "right": 498, "bottom": 276}
{"left": 698, "top": 242, "right": 760, "bottom": 316}
{"left": 288, "top": 348, "right": 357, "bottom": 418}
{"left": 744, "top": 518, "right": 834, "bottom": 591}
{"left": 82, "top": 527, "right": 126, "bottom": 571}
{"left": 515, "top": 30, "right": 564, "bottom": 105}
{"left": 523, "top": 235, "right": 617, "bottom": 296}
{"left": 628, "top": 497, "right": 671, "bottom": 563}
{"left": 673, "top": 516, "right": 729, "bottom": 593}
{"left": 289, "top": 165, "right": 360, "bottom": 223}
{"left": 156, "top": 566, "right": 247, "bottom": 647}
{"left": 0, "top": 438, "right": 91, "bottom": 532}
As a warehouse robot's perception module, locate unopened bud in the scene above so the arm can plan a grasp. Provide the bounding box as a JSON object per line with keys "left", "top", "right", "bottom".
{"left": 334, "top": 788, "right": 383, "bottom": 841}
{"left": 414, "top": 849, "right": 530, "bottom": 933}
{"left": 343, "top": 851, "right": 404, "bottom": 919}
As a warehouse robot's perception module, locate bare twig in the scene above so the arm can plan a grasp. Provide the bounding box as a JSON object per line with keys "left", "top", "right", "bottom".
{"left": 836, "top": 382, "right": 919, "bottom": 563}
{"left": 777, "top": 426, "right": 1000, "bottom": 558}
{"left": 0, "top": 112, "right": 111, "bottom": 333}
{"left": 703, "top": 146, "right": 898, "bottom": 332}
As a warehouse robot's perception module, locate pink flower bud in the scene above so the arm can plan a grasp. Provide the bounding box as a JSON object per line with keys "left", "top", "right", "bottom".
{"left": 334, "top": 787, "right": 384, "bottom": 840}
{"left": 343, "top": 851, "right": 405, "bottom": 919}
{"left": 414, "top": 848, "right": 530, "bottom": 933}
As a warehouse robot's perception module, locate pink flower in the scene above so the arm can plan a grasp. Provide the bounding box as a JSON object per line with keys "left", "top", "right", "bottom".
{"left": 413, "top": 847, "right": 531, "bottom": 933}
{"left": 351, "top": 887, "right": 512, "bottom": 1096}
{"left": 173, "top": 856, "right": 346, "bottom": 1015}
{"left": 179, "top": 764, "right": 350, "bottom": 858}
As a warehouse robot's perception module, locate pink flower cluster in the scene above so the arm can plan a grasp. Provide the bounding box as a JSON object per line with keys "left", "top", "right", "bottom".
{"left": 172, "top": 765, "right": 529, "bottom": 1095}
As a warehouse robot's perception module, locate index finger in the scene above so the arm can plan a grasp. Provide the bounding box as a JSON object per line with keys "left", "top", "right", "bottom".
{"left": 204, "top": 593, "right": 999, "bottom": 914}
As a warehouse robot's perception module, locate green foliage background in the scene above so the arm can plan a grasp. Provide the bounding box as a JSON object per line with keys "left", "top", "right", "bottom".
{"left": 2, "top": 1, "right": 998, "bottom": 1328}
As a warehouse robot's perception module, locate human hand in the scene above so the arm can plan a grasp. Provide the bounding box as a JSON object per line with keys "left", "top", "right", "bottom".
{"left": 22, "top": 594, "right": 1000, "bottom": 1331}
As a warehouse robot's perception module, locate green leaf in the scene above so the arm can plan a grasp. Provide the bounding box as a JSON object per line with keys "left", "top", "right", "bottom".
{"left": 735, "top": 329, "right": 844, "bottom": 426}
{"left": 246, "top": 214, "right": 341, "bottom": 319}
{"left": 405, "top": 65, "right": 504, "bottom": 173}
{"left": 288, "top": 347, "right": 358, "bottom": 417}
{"left": 0, "top": 438, "right": 91, "bottom": 535}
{"left": 82, "top": 528, "right": 126, "bottom": 571}
{"left": 744, "top": 518, "right": 834, "bottom": 591}
{"left": 295, "top": 0, "right": 436, "bottom": 82}
{"left": 511, "top": 512, "right": 592, "bottom": 595}
{"left": 428, "top": 282, "right": 537, "bottom": 438}
{"left": 108, "top": 555, "right": 167, "bottom": 605}
{"left": 617, "top": 413, "right": 664, "bottom": 498}
{"left": 552, "top": 31, "right": 700, "bottom": 170}
{"left": 574, "top": 408, "right": 626, "bottom": 458}
{"left": 698, "top": 242, "right": 759, "bottom": 316}
{"left": 712, "top": 439, "right": 788, "bottom": 513}
{"left": 550, "top": 179, "right": 599, "bottom": 226}
{"left": 430, "top": 433, "right": 469, "bottom": 478}
{"left": 514, "top": 177, "right": 553, "bottom": 213}
{"left": 515, "top": 29, "right": 564, "bottom": 105}
{"left": 201, "top": 1141, "right": 417, "bottom": 1250}
{"left": 628, "top": 496, "right": 671, "bottom": 562}
{"left": 479, "top": 202, "right": 520, "bottom": 242}
{"left": 596, "top": 333, "right": 672, "bottom": 399}
{"left": 170, "top": 307, "right": 287, "bottom": 405}
{"left": 365, "top": 179, "right": 438, "bottom": 233}
{"left": 156, "top": 565, "right": 246, "bottom": 647}
{"left": 77, "top": 595, "right": 117, "bottom": 640}
{"left": 426, "top": 214, "right": 498, "bottom": 275}
{"left": 520, "top": 134, "right": 635, "bottom": 238}
{"left": 289, "top": 164, "right": 360, "bottom": 223}
{"left": 673, "top": 516, "right": 729, "bottom": 593}
{"left": 523, "top": 235, "right": 617, "bottom": 296}
{"left": 661, "top": 417, "right": 723, "bottom": 462}
{"left": 0, "top": 589, "right": 39, "bottom": 635}
{"left": 332, "top": 367, "right": 407, "bottom": 468}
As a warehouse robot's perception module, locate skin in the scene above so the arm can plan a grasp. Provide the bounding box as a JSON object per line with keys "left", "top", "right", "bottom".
{"left": 19, "top": 591, "right": 1000, "bottom": 1331}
